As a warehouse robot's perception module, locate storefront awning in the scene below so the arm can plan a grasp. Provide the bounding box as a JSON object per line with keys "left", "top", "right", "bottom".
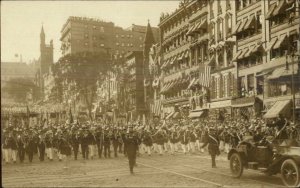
{"left": 161, "top": 58, "right": 170, "bottom": 69}
{"left": 184, "top": 50, "right": 189, "bottom": 58}
{"left": 273, "top": 34, "right": 287, "bottom": 50}
{"left": 252, "top": 43, "right": 264, "bottom": 53}
{"left": 232, "top": 50, "right": 243, "bottom": 62}
{"left": 186, "top": 24, "right": 196, "bottom": 36}
{"left": 265, "top": 37, "right": 278, "bottom": 52}
{"left": 263, "top": 100, "right": 291, "bottom": 119}
{"left": 187, "top": 78, "right": 196, "bottom": 90}
{"left": 265, "top": 3, "right": 277, "bottom": 20}
{"left": 232, "top": 20, "right": 242, "bottom": 35}
{"left": 273, "top": 0, "right": 287, "bottom": 17}
{"left": 188, "top": 111, "right": 204, "bottom": 118}
{"left": 166, "top": 112, "right": 175, "bottom": 119}
{"left": 237, "top": 19, "right": 248, "bottom": 33}
{"left": 198, "top": 19, "right": 208, "bottom": 30}
{"left": 238, "top": 48, "right": 249, "bottom": 60}
{"left": 267, "top": 65, "right": 297, "bottom": 79}
{"left": 172, "top": 112, "right": 182, "bottom": 119}
{"left": 244, "top": 45, "right": 256, "bottom": 58}
{"left": 177, "top": 51, "right": 185, "bottom": 61}
{"left": 243, "top": 15, "right": 256, "bottom": 30}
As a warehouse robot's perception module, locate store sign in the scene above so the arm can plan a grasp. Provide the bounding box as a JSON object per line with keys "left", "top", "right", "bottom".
{"left": 209, "top": 100, "right": 232, "bottom": 109}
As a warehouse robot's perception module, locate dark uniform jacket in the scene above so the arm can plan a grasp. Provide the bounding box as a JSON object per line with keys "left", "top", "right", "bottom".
{"left": 202, "top": 133, "right": 220, "bottom": 156}
{"left": 125, "top": 133, "right": 139, "bottom": 155}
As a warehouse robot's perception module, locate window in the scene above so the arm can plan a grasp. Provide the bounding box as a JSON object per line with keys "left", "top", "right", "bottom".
{"left": 226, "top": 14, "right": 232, "bottom": 37}
{"left": 218, "top": 51, "right": 224, "bottom": 68}
{"left": 218, "top": 0, "right": 222, "bottom": 14}
{"left": 100, "top": 27, "right": 104, "bottom": 32}
{"left": 256, "top": 11, "right": 262, "bottom": 33}
{"left": 121, "top": 43, "right": 124, "bottom": 46}
{"left": 116, "top": 34, "right": 119, "bottom": 38}
{"left": 139, "top": 36, "right": 143, "bottom": 40}
{"left": 84, "top": 33, "right": 89, "bottom": 39}
{"left": 217, "top": 19, "right": 223, "bottom": 41}
{"left": 93, "top": 36, "right": 97, "bottom": 40}
{"left": 127, "top": 35, "right": 130, "bottom": 38}
{"left": 140, "top": 44, "right": 143, "bottom": 48}
{"left": 84, "top": 25, "right": 88, "bottom": 28}
{"left": 116, "top": 42, "right": 119, "bottom": 46}
{"left": 127, "top": 44, "right": 130, "bottom": 46}
{"left": 84, "top": 42, "right": 88, "bottom": 46}
{"left": 93, "top": 26, "right": 97, "bottom": 29}
{"left": 100, "top": 44, "right": 104, "bottom": 47}
{"left": 131, "top": 44, "right": 133, "bottom": 47}
{"left": 121, "top": 35, "right": 124, "bottom": 38}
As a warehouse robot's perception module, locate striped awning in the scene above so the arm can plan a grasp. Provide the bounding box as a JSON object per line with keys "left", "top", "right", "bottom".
{"left": 273, "top": 34, "right": 287, "bottom": 50}
{"left": 166, "top": 112, "right": 175, "bottom": 120}
{"left": 232, "top": 50, "right": 243, "bottom": 62}
{"left": 265, "top": 37, "right": 278, "bottom": 52}
{"left": 187, "top": 78, "right": 196, "bottom": 90}
{"left": 232, "top": 20, "right": 242, "bottom": 35}
{"left": 188, "top": 111, "right": 204, "bottom": 118}
{"left": 263, "top": 100, "right": 291, "bottom": 119}
{"left": 265, "top": 3, "right": 277, "bottom": 20}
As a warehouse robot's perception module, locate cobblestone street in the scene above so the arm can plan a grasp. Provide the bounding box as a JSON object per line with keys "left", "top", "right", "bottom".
{"left": 2, "top": 152, "right": 284, "bottom": 187}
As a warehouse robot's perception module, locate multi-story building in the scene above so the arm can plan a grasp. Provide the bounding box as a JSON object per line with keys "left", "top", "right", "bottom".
{"left": 159, "top": 0, "right": 209, "bottom": 119}
{"left": 232, "top": 0, "right": 300, "bottom": 121}
{"left": 60, "top": 16, "right": 159, "bottom": 57}
{"left": 206, "top": 0, "right": 238, "bottom": 120}
{"left": 124, "top": 51, "right": 145, "bottom": 121}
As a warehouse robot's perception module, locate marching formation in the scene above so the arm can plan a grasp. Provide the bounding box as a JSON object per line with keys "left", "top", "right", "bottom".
{"left": 2, "top": 115, "right": 300, "bottom": 172}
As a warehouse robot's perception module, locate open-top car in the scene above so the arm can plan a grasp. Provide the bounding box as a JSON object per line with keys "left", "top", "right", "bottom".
{"left": 228, "top": 136, "right": 300, "bottom": 187}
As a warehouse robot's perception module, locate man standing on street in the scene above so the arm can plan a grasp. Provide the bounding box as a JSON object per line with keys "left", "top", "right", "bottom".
{"left": 200, "top": 127, "right": 220, "bottom": 168}
{"left": 125, "top": 125, "right": 139, "bottom": 174}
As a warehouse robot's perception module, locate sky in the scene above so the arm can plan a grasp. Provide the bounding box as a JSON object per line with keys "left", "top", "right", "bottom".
{"left": 1, "top": 0, "right": 179, "bottom": 63}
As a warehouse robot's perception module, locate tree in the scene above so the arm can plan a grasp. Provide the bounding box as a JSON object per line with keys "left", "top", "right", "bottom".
{"left": 2, "top": 77, "right": 37, "bottom": 103}
{"left": 55, "top": 51, "right": 111, "bottom": 120}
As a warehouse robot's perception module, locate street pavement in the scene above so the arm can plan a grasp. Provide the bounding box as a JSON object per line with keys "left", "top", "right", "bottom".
{"left": 2, "top": 151, "right": 285, "bottom": 187}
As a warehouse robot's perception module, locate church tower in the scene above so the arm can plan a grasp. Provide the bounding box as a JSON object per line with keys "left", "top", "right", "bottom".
{"left": 40, "top": 25, "right": 53, "bottom": 76}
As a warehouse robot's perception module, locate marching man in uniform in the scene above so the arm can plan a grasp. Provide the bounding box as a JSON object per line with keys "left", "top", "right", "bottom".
{"left": 200, "top": 127, "right": 220, "bottom": 168}
{"left": 125, "top": 125, "right": 139, "bottom": 174}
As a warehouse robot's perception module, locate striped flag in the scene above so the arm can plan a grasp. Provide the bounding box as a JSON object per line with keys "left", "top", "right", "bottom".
{"left": 199, "top": 65, "right": 211, "bottom": 88}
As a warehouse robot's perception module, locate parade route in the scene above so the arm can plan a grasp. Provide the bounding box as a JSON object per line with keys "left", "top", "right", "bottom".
{"left": 2, "top": 152, "right": 285, "bottom": 187}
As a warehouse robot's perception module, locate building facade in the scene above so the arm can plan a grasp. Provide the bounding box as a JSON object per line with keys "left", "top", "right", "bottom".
{"left": 124, "top": 51, "right": 145, "bottom": 121}
{"left": 156, "top": 0, "right": 299, "bottom": 122}
{"left": 60, "top": 16, "right": 159, "bottom": 57}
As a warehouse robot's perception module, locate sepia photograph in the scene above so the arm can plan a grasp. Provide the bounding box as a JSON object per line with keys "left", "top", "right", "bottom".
{"left": 1, "top": 0, "right": 300, "bottom": 187}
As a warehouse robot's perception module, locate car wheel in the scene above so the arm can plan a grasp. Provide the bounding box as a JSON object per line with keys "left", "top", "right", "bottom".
{"left": 230, "top": 153, "right": 243, "bottom": 178}
{"left": 281, "top": 159, "right": 300, "bottom": 187}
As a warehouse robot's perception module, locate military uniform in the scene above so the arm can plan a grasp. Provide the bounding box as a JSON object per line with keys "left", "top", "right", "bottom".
{"left": 125, "top": 127, "right": 139, "bottom": 174}
{"left": 201, "top": 128, "right": 220, "bottom": 168}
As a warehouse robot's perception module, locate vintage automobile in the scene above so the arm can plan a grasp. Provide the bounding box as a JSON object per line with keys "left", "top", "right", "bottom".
{"left": 228, "top": 136, "right": 300, "bottom": 187}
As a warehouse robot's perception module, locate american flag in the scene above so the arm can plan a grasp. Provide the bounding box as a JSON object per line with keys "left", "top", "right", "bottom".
{"left": 199, "top": 64, "right": 211, "bottom": 88}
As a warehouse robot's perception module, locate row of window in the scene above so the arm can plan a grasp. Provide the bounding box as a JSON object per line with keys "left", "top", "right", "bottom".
{"left": 236, "top": 0, "right": 261, "bottom": 11}
{"left": 84, "top": 25, "right": 105, "bottom": 32}
{"left": 162, "top": 1, "right": 207, "bottom": 36}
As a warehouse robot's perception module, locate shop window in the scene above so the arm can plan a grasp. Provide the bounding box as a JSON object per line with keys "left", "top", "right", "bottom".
{"left": 227, "top": 48, "right": 233, "bottom": 66}
{"left": 256, "top": 76, "right": 263, "bottom": 95}
{"left": 218, "top": 51, "right": 224, "bottom": 68}
{"left": 239, "top": 76, "right": 246, "bottom": 97}
{"left": 247, "top": 74, "right": 255, "bottom": 96}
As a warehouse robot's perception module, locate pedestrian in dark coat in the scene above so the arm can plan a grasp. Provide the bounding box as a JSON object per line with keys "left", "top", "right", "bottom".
{"left": 201, "top": 128, "right": 220, "bottom": 168}
{"left": 125, "top": 126, "right": 139, "bottom": 174}
{"left": 25, "top": 132, "right": 37, "bottom": 163}
{"left": 80, "top": 129, "right": 89, "bottom": 159}
{"left": 16, "top": 132, "right": 26, "bottom": 163}
{"left": 71, "top": 131, "right": 80, "bottom": 160}
{"left": 37, "top": 132, "right": 46, "bottom": 161}
{"left": 103, "top": 129, "right": 111, "bottom": 158}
